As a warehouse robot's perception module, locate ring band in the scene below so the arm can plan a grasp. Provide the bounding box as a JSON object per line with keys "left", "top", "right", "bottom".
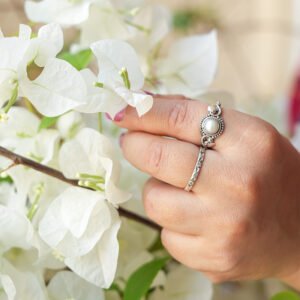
{"left": 184, "top": 146, "right": 206, "bottom": 192}
{"left": 184, "top": 101, "right": 224, "bottom": 192}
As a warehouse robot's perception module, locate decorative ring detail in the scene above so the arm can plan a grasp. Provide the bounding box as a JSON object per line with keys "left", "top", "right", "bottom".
{"left": 184, "top": 101, "right": 225, "bottom": 192}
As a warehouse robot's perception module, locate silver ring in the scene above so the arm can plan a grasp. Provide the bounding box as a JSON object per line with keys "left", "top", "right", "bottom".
{"left": 184, "top": 146, "right": 206, "bottom": 192}
{"left": 184, "top": 101, "right": 224, "bottom": 192}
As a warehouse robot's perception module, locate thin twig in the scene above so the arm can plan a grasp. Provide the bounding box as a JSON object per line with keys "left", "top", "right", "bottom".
{"left": 0, "top": 162, "right": 17, "bottom": 174}
{"left": 0, "top": 146, "right": 161, "bottom": 231}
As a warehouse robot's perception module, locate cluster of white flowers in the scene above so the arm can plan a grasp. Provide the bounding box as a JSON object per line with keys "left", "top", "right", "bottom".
{"left": 0, "top": 0, "right": 218, "bottom": 299}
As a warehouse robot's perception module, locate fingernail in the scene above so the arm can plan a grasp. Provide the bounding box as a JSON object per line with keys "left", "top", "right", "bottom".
{"left": 114, "top": 109, "right": 126, "bottom": 122}
{"left": 143, "top": 90, "right": 154, "bottom": 96}
{"left": 119, "top": 132, "right": 126, "bottom": 147}
{"left": 105, "top": 113, "right": 112, "bottom": 120}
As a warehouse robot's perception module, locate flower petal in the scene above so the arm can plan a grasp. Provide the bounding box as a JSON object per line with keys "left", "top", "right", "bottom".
{"left": 35, "top": 23, "right": 64, "bottom": 67}
{"left": 0, "top": 205, "right": 33, "bottom": 252}
{"left": 91, "top": 39, "right": 144, "bottom": 90}
{"left": 25, "top": 0, "right": 92, "bottom": 27}
{"left": 47, "top": 271, "right": 105, "bottom": 300}
{"left": 65, "top": 207, "right": 121, "bottom": 288}
{"left": 156, "top": 31, "right": 218, "bottom": 97}
{"left": 20, "top": 58, "right": 87, "bottom": 116}
{"left": 76, "top": 69, "right": 127, "bottom": 117}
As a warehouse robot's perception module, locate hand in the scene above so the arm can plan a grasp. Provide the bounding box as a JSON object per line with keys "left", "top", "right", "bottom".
{"left": 113, "top": 95, "right": 300, "bottom": 287}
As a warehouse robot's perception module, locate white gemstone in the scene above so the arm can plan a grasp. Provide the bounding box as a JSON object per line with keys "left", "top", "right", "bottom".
{"left": 204, "top": 118, "right": 220, "bottom": 135}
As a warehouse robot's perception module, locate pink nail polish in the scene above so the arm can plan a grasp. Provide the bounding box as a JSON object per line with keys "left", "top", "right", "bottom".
{"left": 105, "top": 113, "right": 112, "bottom": 120}
{"left": 119, "top": 132, "right": 126, "bottom": 147}
{"left": 114, "top": 109, "right": 126, "bottom": 122}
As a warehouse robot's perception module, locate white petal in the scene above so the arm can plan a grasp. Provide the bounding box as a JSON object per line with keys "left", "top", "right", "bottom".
{"left": 91, "top": 40, "right": 144, "bottom": 90}
{"left": 130, "top": 4, "right": 171, "bottom": 53}
{"left": 78, "top": 2, "right": 130, "bottom": 48}
{"left": 65, "top": 207, "right": 121, "bottom": 288}
{"left": 34, "top": 129, "right": 60, "bottom": 164}
{"left": 165, "top": 266, "right": 213, "bottom": 300}
{"left": 101, "top": 157, "right": 132, "bottom": 206}
{"left": 0, "top": 206, "right": 33, "bottom": 252}
{"left": 59, "top": 128, "right": 130, "bottom": 205}
{"left": 39, "top": 187, "right": 112, "bottom": 257}
{"left": 35, "top": 23, "right": 64, "bottom": 67}
{"left": 0, "top": 69, "right": 17, "bottom": 107}
{"left": 0, "top": 259, "right": 47, "bottom": 300}
{"left": 0, "top": 107, "right": 39, "bottom": 139}
{"left": 56, "top": 111, "right": 84, "bottom": 140}
{"left": 25, "top": 0, "right": 92, "bottom": 27}
{"left": 0, "top": 274, "right": 16, "bottom": 300}
{"left": 38, "top": 195, "right": 68, "bottom": 250}
{"left": 156, "top": 31, "right": 218, "bottom": 96}
{"left": 19, "top": 24, "right": 32, "bottom": 40}
{"left": 129, "top": 92, "right": 153, "bottom": 117}
{"left": 0, "top": 37, "right": 31, "bottom": 70}
{"left": 47, "top": 271, "right": 105, "bottom": 300}
{"left": 59, "top": 127, "right": 115, "bottom": 178}
{"left": 19, "top": 58, "right": 87, "bottom": 117}
{"left": 76, "top": 69, "right": 127, "bottom": 117}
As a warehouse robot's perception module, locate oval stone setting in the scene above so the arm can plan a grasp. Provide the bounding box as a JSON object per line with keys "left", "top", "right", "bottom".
{"left": 203, "top": 118, "right": 220, "bottom": 135}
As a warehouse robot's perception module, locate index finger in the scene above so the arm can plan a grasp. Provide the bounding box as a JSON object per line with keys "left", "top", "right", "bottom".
{"left": 113, "top": 96, "right": 243, "bottom": 149}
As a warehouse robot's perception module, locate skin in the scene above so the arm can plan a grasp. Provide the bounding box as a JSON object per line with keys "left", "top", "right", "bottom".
{"left": 113, "top": 95, "right": 300, "bottom": 289}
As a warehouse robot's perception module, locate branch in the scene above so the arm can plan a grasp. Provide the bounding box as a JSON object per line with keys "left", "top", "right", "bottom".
{"left": 0, "top": 146, "right": 161, "bottom": 231}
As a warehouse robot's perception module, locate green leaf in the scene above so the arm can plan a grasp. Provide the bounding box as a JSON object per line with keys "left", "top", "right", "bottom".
{"left": 271, "top": 291, "right": 300, "bottom": 300}
{"left": 124, "top": 257, "right": 169, "bottom": 300}
{"left": 0, "top": 176, "right": 13, "bottom": 184}
{"left": 38, "top": 116, "right": 59, "bottom": 131}
{"left": 58, "top": 49, "right": 93, "bottom": 70}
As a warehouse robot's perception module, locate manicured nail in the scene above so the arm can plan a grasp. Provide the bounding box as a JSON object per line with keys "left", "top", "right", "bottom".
{"left": 114, "top": 109, "right": 125, "bottom": 122}
{"left": 144, "top": 90, "right": 154, "bottom": 96}
{"left": 119, "top": 132, "right": 126, "bottom": 147}
{"left": 105, "top": 113, "right": 112, "bottom": 120}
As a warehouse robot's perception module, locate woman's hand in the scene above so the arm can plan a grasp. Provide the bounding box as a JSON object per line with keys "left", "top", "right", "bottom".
{"left": 113, "top": 95, "right": 300, "bottom": 287}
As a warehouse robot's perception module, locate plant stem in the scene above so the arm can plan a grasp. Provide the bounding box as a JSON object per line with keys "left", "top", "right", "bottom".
{"left": 0, "top": 146, "right": 160, "bottom": 231}
{"left": 98, "top": 112, "right": 103, "bottom": 133}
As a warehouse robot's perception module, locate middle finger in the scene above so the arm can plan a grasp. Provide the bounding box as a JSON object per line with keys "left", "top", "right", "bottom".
{"left": 121, "top": 131, "right": 222, "bottom": 194}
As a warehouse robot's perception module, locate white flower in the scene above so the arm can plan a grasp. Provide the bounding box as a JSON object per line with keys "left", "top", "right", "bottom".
{"left": 39, "top": 187, "right": 121, "bottom": 288}
{"left": 0, "top": 107, "right": 59, "bottom": 164}
{"left": 149, "top": 265, "right": 213, "bottom": 300}
{"left": 0, "top": 258, "right": 47, "bottom": 300}
{"left": 75, "top": 0, "right": 130, "bottom": 51}
{"left": 111, "top": 0, "right": 145, "bottom": 10}
{"left": 0, "top": 205, "right": 33, "bottom": 253}
{"left": 0, "top": 24, "right": 87, "bottom": 117}
{"left": 59, "top": 127, "right": 131, "bottom": 206}
{"left": 154, "top": 31, "right": 218, "bottom": 97}
{"left": 25, "top": 0, "right": 95, "bottom": 27}
{"left": 56, "top": 111, "right": 85, "bottom": 140}
{"left": 78, "top": 40, "right": 153, "bottom": 118}
{"left": 47, "top": 271, "right": 104, "bottom": 300}
{"left": 0, "top": 273, "right": 15, "bottom": 300}
{"left": 129, "top": 4, "right": 171, "bottom": 56}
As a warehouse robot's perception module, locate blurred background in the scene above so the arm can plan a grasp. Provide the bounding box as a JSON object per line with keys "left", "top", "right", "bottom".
{"left": 0, "top": 0, "right": 299, "bottom": 299}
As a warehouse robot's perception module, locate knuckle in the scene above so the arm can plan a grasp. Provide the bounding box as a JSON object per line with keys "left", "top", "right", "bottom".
{"left": 143, "top": 181, "right": 182, "bottom": 225}
{"left": 216, "top": 237, "right": 243, "bottom": 273}
{"left": 216, "top": 252, "right": 240, "bottom": 274}
{"left": 256, "top": 122, "right": 281, "bottom": 159}
{"left": 147, "top": 141, "right": 165, "bottom": 176}
{"left": 143, "top": 183, "right": 160, "bottom": 221}
{"left": 168, "top": 101, "right": 190, "bottom": 132}
{"left": 241, "top": 173, "right": 260, "bottom": 200}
